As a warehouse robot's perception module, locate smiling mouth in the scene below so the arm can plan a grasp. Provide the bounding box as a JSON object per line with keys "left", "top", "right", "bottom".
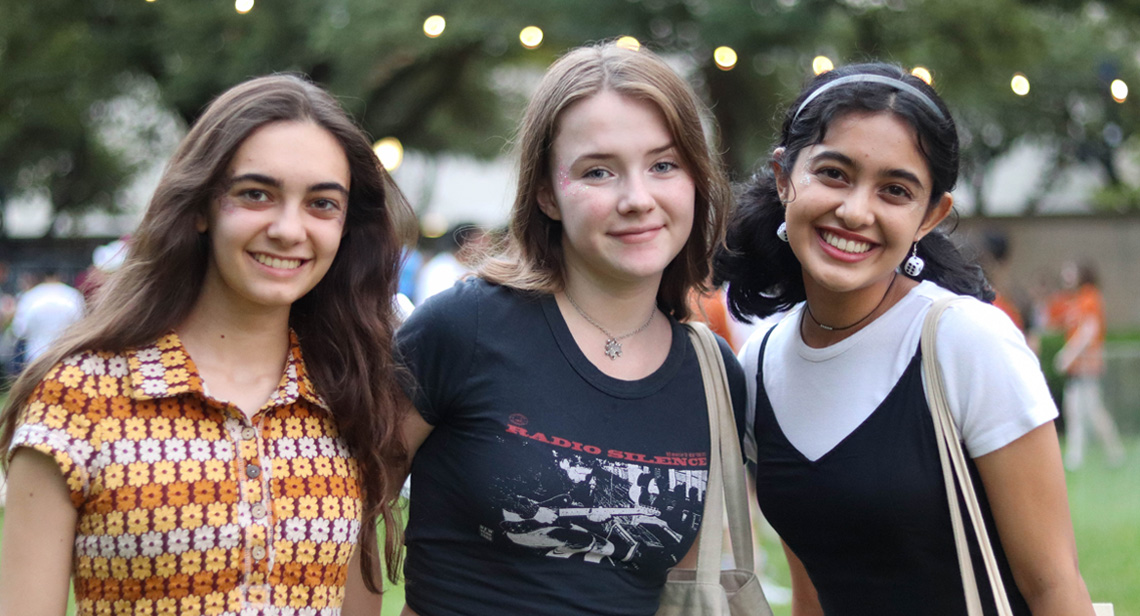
{"left": 612, "top": 226, "right": 662, "bottom": 241}
{"left": 820, "top": 230, "right": 873, "bottom": 255}
{"left": 252, "top": 253, "right": 304, "bottom": 269}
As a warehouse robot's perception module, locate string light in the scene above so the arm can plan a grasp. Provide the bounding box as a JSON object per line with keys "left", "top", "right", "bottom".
{"left": 615, "top": 36, "right": 640, "bottom": 51}
{"left": 812, "top": 56, "right": 834, "bottom": 75}
{"left": 1111, "top": 79, "right": 1128, "bottom": 103}
{"left": 235, "top": 0, "right": 253, "bottom": 13}
{"left": 911, "top": 66, "right": 933, "bottom": 85}
{"left": 423, "top": 15, "right": 445, "bottom": 38}
{"left": 714, "top": 46, "right": 738, "bottom": 71}
{"left": 519, "top": 26, "right": 543, "bottom": 49}
{"left": 373, "top": 137, "right": 404, "bottom": 172}
{"left": 1010, "top": 73, "right": 1030, "bottom": 96}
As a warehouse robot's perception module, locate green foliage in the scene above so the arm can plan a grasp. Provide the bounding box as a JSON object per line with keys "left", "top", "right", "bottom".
{"left": 4, "top": 0, "right": 1140, "bottom": 226}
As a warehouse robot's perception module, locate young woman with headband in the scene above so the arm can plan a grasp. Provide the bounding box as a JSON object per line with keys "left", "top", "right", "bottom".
{"left": 394, "top": 41, "right": 745, "bottom": 615}
{"left": 716, "top": 63, "right": 1094, "bottom": 614}
{"left": 0, "top": 74, "right": 412, "bottom": 615}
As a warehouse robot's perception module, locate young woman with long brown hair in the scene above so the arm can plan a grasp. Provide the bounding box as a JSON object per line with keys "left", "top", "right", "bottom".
{"left": 0, "top": 74, "right": 411, "bottom": 615}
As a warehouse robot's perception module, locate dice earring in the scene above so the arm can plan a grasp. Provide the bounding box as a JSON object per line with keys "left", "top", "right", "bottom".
{"left": 903, "top": 242, "right": 925, "bottom": 277}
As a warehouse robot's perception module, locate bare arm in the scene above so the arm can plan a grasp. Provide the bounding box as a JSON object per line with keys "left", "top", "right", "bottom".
{"left": 1053, "top": 318, "right": 1098, "bottom": 373}
{"left": 341, "top": 540, "right": 383, "bottom": 616}
{"left": 0, "top": 450, "right": 77, "bottom": 616}
{"left": 782, "top": 540, "right": 823, "bottom": 616}
{"left": 393, "top": 405, "right": 435, "bottom": 498}
{"left": 974, "top": 422, "right": 1094, "bottom": 615}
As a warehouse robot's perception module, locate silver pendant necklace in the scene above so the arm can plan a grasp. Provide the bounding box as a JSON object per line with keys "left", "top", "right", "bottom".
{"left": 564, "top": 291, "right": 657, "bottom": 360}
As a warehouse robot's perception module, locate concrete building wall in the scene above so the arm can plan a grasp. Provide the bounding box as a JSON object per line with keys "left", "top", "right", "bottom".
{"left": 956, "top": 215, "right": 1140, "bottom": 330}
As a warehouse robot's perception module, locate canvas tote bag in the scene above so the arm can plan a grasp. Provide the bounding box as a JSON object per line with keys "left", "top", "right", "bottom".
{"left": 655, "top": 323, "right": 773, "bottom": 616}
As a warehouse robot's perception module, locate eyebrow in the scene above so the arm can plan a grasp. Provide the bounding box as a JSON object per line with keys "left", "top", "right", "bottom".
{"left": 573, "top": 142, "right": 678, "bottom": 164}
{"left": 808, "top": 150, "right": 925, "bottom": 189}
{"left": 225, "top": 173, "right": 349, "bottom": 196}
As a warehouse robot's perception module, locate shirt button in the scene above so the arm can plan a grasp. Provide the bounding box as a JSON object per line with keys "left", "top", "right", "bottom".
{"left": 241, "top": 426, "right": 257, "bottom": 440}
{"left": 252, "top": 503, "right": 267, "bottom": 519}
{"left": 251, "top": 545, "right": 267, "bottom": 560}
{"left": 246, "top": 465, "right": 261, "bottom": 479}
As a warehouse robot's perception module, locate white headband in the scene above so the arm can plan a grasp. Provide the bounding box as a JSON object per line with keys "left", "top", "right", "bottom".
{"left": 792, "top": 74, "right": 947, "bottom": 124}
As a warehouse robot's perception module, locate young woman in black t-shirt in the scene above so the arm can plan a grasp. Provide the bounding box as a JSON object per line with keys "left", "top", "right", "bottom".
{"left": 395, "top": 41, "right": 742, "bottom": 616}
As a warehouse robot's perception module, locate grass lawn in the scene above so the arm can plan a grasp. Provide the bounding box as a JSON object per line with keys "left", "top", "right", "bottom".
{"left": 3, "top": 436, "right": 1136, "bottom": 615}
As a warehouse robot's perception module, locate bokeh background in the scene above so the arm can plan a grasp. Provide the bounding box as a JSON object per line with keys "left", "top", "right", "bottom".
{"left": 0, "top": 0, "right": 1137, "bottom": 614}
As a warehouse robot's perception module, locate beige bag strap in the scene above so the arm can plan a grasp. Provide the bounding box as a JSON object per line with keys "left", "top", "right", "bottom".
{"left": 921, "top": 297, "right": 1014, "bottom": 616}
{"left": 686, "top": 322, "right": 755, "bottom": 584}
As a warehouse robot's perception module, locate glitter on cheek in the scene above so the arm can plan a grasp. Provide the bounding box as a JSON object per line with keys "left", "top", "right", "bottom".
{"left": 217, "top": 196, "right": 239, "bottom": 214}
{"left": 556, "top": 166, "right": 587, "bottom": 197}
{"left": 799, "top": 173, "right": 812, "bottom": 187}
{"left": 557, "top": 166, "right": 572, "bottom": 192}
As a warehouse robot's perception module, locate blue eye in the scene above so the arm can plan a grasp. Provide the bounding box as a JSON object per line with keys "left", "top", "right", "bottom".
{"left": 652, "top": 161, "right": 679, "bottom": 173}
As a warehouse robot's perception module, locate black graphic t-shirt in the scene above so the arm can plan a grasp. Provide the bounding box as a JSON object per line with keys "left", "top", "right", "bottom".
{"left": 396, "top": 279, "right": 746, "bottom": 616}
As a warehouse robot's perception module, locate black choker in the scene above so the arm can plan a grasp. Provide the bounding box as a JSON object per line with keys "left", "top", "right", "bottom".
{"left": 804, "top": 271, "right": 898, "bottom": 332}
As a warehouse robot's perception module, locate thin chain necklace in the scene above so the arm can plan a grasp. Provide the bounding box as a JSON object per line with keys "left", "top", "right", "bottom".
{"left": 564, "top": 290, "right": 657, "bottom": 360}
{"left": 804, "top": 271, "right": 898, "bottom": 332}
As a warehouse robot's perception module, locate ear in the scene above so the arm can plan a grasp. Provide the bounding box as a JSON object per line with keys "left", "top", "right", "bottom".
{"left": 771, "top": 147, "right": 790, "bottom": 204}
{"left": 537, "top": 183, "right": 561, "bottom": 221}
{"left": 195, "top": 212, "right": 208, "bottom": 234}
{"left": 916, "top": 192, "right": 953, "bottom": 240}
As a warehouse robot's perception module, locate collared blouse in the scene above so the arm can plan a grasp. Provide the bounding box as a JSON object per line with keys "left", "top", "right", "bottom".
{"left": 8, "top": 332, "right": 364, "bottom": 616}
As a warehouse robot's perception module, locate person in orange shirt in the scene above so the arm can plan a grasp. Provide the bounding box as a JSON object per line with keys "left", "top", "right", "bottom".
{"left": 1050, "top": 261, "right": 1125, "bottom": 470}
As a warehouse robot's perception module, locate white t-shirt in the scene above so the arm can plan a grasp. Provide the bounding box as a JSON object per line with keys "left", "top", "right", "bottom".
{"left": 738, "top": 281, "right": 1057, "bottom": 463}
{"left": 413, "top": 252, "right": 468, "bottom": 306}
{"left": 12, "top": 281, "right": 86, "bottom": 362}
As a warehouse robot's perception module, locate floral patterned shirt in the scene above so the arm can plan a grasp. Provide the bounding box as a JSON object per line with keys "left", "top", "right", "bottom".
{"left": 8, "top": 332, "right": 364, "bottom": 616}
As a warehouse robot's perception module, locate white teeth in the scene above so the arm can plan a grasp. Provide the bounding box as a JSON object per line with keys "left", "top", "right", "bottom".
{"left": 822, "top": 231, "right": 871, "bottom": 254}
{"left": 253, "top": 254, "right": 302, "bottom": 269}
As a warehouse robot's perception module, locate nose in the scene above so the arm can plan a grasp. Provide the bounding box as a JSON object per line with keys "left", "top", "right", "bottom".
{"left": 617, "top": 173, "right": 655, "bottom": 215}
{"left": 835, "top": 188, "right": 874, "bottom": 228}
{"left": 266, "top": 202, "right": 306, "bottom": 245}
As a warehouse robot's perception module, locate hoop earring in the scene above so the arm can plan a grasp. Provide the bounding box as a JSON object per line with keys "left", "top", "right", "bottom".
{"left": 903, "top": 242, "right": 925, "bottom": 277}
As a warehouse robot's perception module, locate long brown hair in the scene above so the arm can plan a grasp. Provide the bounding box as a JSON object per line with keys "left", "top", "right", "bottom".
{"left": 0, "top": 74, "right": 412, "bottom": 590}
{"left": 477, "top": 41, "right": 731, "bottom": 319}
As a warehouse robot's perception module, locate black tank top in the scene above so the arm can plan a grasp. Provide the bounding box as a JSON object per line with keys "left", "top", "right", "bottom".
{"left": 752, "top": 329, "right": 1030, "bottom": 615}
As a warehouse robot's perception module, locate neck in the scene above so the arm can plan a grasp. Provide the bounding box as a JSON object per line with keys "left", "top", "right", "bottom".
{"left": 800, "top": 271, "right": 914, "bottom": 347}
{"left": 557, "top": 266, "right": 670, "bottom": 378}
{"left": 561, "top": 265, "right": 663, "bottom": 332}
{"left": 178, "top": 281, "right": 292, "bottom": 375}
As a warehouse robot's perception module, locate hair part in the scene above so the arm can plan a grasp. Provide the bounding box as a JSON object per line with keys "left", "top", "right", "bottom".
{"left": 476, "top": 41, "right": 731, "bottom": 320}
{"left": 0, "top": 73, "right": 414, "bottom": 591}
{"left": 716, "top": 62, "right": 991, "bottom": 322}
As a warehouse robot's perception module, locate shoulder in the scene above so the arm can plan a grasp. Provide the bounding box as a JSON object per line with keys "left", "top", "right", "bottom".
{"left": 39, "top": 347, "right": 132, "bottom": 395}
{"left": 914, "top": 282, "right": 1021, "bottom": 345}
{"left": 10, "top": 347, "right": 132, "bottom": 503}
